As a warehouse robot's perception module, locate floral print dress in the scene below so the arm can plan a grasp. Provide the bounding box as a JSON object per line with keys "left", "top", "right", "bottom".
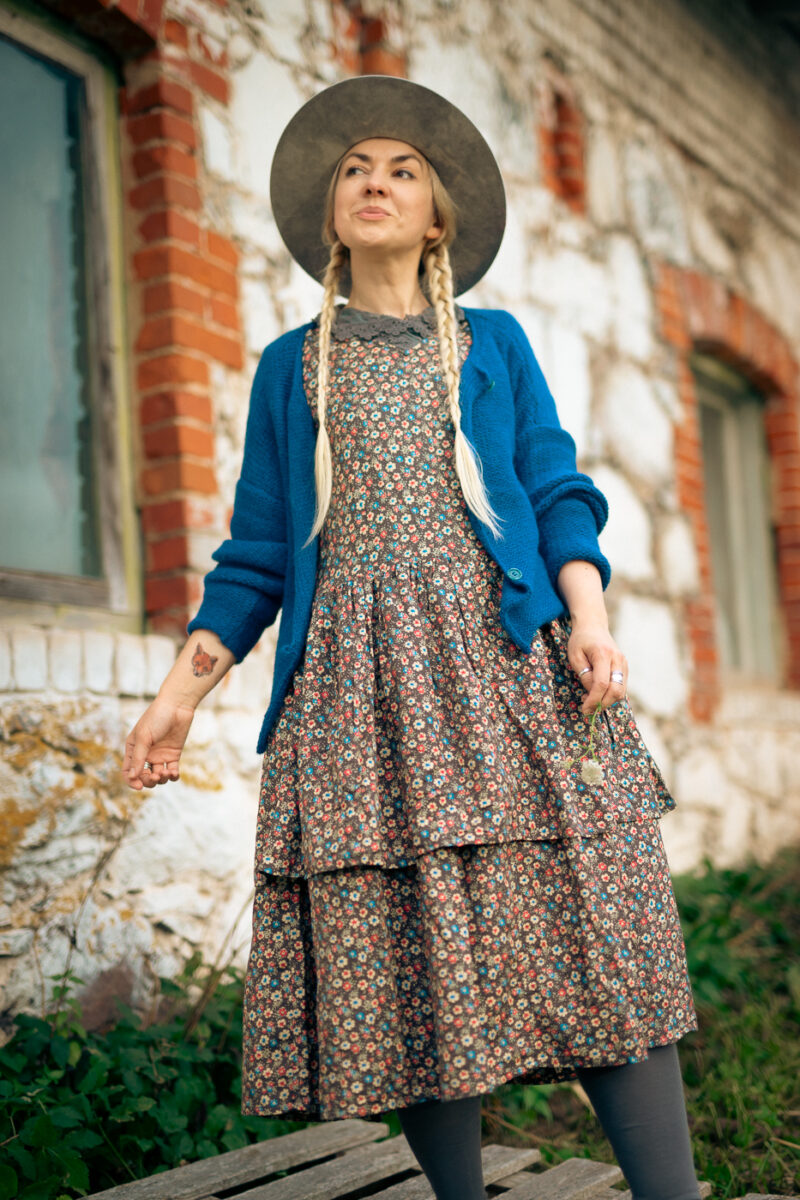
{"left": 240, "top": 304, "right": 698, "bottom": 1122}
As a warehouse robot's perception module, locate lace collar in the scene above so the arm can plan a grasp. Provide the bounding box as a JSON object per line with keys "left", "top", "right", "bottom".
{"left": 311, "top": 303, "right": 466, "bottom": 344}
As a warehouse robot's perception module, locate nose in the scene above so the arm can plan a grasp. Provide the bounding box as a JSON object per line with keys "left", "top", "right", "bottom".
{"left": 362, "top": 171, "right": 387, "bottom": 195}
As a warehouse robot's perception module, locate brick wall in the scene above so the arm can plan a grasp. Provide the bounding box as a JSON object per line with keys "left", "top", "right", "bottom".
{"left": 654, "top": 262, "right": 800, "bottom": 717}
{"left": 121, "top": 17, "right": 245, "bottom": 638}
{"left": 331, "top": 0, "right": 406, "bottom": 76}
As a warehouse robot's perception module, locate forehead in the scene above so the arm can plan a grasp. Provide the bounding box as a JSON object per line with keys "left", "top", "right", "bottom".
{"left": 343, "top": 136, "right": 427, "bottom": 162}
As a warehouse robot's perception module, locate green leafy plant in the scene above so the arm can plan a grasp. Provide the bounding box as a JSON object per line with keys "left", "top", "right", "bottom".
{"left": 0, "top": 955, "right": 305, "bottom": 1200}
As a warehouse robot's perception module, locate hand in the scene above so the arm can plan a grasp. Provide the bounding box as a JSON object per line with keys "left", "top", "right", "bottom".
{"left": 123, "top": 696, "right": 196, "bottom": 790}
{"left": 567, "top": 621, "right": 628, "bottom": 715}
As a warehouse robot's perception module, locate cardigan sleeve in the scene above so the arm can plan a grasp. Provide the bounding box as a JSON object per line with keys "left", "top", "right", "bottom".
{"left": 186, "top": 344, "right": 289, "bottom": 662}
{"left": 499, "top": 311, "right": 612, "bottom": 591}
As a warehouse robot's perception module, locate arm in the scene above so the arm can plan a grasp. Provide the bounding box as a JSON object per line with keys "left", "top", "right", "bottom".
{"left": 123, "top": 630, "right": 235, "bottom": 790}
{"left": 122, "top": 337, "right": 295, "bottom": 790}
{"left": 185, "top": 336, "right": 294, "bottom": 660}
{"left": 501, "top": 312, "right": 611, "bottom": 590}
{"left": 557, "top": 560, "right": 627, "bottom": 714}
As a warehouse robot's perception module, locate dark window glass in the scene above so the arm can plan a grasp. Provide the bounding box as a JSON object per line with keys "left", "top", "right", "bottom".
{"left": 0, "top": 33, "right": 101, "bottom": 578}
{"left": 693, "top": 353, "right": 780, "bottom": 681}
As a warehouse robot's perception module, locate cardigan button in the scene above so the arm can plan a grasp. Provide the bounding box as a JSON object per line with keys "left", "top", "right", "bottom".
{"left": 507, "top": 567, "right": 523, "bottom": 580}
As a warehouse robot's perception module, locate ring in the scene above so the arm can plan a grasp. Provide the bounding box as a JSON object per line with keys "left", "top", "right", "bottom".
{"left": 611, "top": 671, "right": 624, "bottom": 683}
{"left": 144, "top": 760, "right": 153, "bottom": 771}
{"left": 578, "top": 667, "right": 591, "bottom": 677}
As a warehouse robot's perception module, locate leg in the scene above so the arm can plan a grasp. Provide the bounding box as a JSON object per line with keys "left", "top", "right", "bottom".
{"left": 395, "top": 1093, "right": 488, "bottom": 1200}
{"left": 576, "top": 1042, "right": 701, "bottom": 1200}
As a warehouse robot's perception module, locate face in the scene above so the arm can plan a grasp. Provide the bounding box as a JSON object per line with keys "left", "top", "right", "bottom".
{"left": 332, "top": 137, "right": 441, "bottom": 258}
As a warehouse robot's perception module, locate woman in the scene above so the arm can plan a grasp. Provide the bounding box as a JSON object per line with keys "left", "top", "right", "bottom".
{"left": 124, "top": 76, "right": 701, "bottom": 1200}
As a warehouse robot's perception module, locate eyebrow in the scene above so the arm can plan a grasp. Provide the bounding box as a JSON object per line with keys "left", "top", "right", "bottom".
{"left": 344, "top": 151, "right": 424, "bottom": 168}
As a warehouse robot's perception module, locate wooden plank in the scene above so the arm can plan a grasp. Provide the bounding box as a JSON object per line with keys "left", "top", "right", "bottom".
{"left": 231, "top": 1136, "right": 420, "bottom": 1199}
{"left": 485, "top": 1156, "right": 624, "bottom": 1199}
{"left": 372, "top": 1142, "right": 542, "bottom": 1198}
{"left": 84, "top": 1119, "right": 390, "bottom": 1200}
{"left": 492, "top": 1171, "right": 540, "bottom": 1191}
{"left": 550, "top": 1176, "right": 715, "bottom": 1200}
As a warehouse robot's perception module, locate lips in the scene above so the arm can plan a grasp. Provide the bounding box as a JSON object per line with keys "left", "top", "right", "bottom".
{"left": 357, "top": 207, "right": 389, "bottom": 216}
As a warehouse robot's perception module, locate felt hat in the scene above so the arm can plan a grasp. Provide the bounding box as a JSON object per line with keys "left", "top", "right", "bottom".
{"left": 269, "top": 75, "right": 506, "bottom": 297}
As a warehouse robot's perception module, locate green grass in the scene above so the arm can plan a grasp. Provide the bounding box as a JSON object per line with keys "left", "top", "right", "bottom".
{"left": 0, "top": 848, "right": 797, "bottom": 1199}
{"left": 487, "top": 845, "right": 800, "bottom": 1199}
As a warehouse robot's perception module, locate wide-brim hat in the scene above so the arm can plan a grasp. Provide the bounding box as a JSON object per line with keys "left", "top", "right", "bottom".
{"left": 270, "top": 75, "right": 506, "bottom": 297}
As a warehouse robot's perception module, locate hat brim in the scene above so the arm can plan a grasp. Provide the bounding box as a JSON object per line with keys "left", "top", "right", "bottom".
{"left": 270, "top": 75, "right": 506, "bottom": 298}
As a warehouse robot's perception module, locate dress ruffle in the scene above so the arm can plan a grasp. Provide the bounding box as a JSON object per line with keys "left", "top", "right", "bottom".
{"left": 255, "top": 553, "right": 673, "bottom": 878}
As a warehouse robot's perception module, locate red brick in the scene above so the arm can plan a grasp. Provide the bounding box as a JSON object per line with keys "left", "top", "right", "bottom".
{"left": 142, "top": 459, "right": 217, "bottom": 496}
{"left": 127, "top": 109, "right": 197, "bottom": 150}
{"left": 148, "top": 534, "right": 190, "bottom": 573}
{"left": 164, "top": 18, "right": 189, "bottom": 46}
{"left": 139, "top": 210, "right": 201, "bottom": 246}
{"left": 140, "top": 390, "right": 214, "bottom": 425}
{"left": 126, "top": 78, "right": 193, "bottom": 117}
{"left": 205, "top": 230, "right": 238, "bottom": 267}
{"left": 360, "top": 47, "right": 406, "bottom": 76}
{"left": 143, "top": 423, "right": 216, "bottom": 459}
{"left": 360, "top": 17, "right": 387, "bottom": 48}
{"left": 133, "top": 244, "right": 238, "bottom": 296}
{"left": 136, "top": 314, "right": 243, "bottom": 368}
{"left": 136, "top": 47, "right": 193, "bottom": 84}
{"left": 137, "top": 353, "right": 209, "bottom": 390}
{"left": 210, "top": 296, "right": 239, "bottom": 329}
{"left": 133, "top": 144, "right": 198, "bottom": 181}
{"left": 144, "top": 279, "right": 205, "bottom": 317}
{"left": 140, "top": 496, "right": 218, "bottom": 535}
{"left": 189, "top": 60, "right": 230, "bottom": 104}
{"left": 145, "top": 572, "right": 203, "bottom": 612}
{"left": 129, "top": 176, "right": 201, "bottom": 211}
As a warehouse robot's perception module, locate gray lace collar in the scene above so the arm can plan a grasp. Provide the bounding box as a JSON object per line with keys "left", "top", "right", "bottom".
{"left": 311, "top": 303, "right": 466, "bottom": 345}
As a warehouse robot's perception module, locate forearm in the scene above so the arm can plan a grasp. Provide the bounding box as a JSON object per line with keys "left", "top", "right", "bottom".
{"left": 158, "top": 630, "right": 236, "bottom": 710}
{"left": 557, "top": 560, "right": 609, "bottom": 627}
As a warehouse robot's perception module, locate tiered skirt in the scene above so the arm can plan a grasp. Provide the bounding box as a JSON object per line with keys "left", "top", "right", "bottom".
{"left": 240, "top": 553, "right": 698, "bottom": 1121}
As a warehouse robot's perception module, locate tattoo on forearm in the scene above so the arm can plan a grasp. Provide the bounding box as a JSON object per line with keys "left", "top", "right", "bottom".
{"left": 191, "top": 642, "right": 219, "bottom": 677}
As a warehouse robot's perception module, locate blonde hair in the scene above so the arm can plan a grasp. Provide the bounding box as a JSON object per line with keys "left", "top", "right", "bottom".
{"left": 302, "top": 149, "right": 505, "bottom": 548}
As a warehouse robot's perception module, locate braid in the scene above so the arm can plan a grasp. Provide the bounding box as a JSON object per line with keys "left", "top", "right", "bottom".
{"left": 425, "top": 243, "right": 505, "bottom": 541}
{"left": 302, "top": 239, "right": 347, "bottom": 548}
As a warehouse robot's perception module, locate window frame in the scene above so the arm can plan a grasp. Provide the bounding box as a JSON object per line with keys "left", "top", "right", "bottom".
{"left": 0, "top": 5, "right": 139, "bottom": 622}
{"left": 691, "top": 350, "right": 782, "bottom": 685}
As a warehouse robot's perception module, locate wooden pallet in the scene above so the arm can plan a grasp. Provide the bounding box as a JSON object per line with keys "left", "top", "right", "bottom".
{"left": 83, "top": 1117, "right": 750, "bottom": 1200}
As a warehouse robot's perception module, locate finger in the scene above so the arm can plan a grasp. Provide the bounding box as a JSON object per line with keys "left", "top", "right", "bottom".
{"left": 597, "top": 661, "right": 628, "bottom": 710}
{"left": 576, "top": 664, "right": 594, "bottom": 693}
{"left": 581, "top": 652, "right": 612, "bottom": 712}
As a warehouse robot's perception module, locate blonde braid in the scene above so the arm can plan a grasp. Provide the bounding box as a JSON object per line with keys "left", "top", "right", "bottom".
{"left": 302, "top": 239, "right": 347, "bottom": 548}
{"left": 425, "top": 243, "right": 505, "bottom": 541}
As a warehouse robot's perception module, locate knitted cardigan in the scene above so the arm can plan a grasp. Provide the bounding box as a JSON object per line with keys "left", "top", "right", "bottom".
{"left": 187, "top": 306, "right": 612, "bottom": 753}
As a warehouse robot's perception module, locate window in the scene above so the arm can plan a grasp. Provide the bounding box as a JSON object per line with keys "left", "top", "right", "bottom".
{"left": 0, "top": 10, "right": 135, "bottom": 614}
{"left": 692, "top": 352, "right": 781, "bottom": 681}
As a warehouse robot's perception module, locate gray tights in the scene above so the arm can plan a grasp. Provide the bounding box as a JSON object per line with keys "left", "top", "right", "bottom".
{"left": 395, "top": 1042, "right": 701, "bottom": 1200}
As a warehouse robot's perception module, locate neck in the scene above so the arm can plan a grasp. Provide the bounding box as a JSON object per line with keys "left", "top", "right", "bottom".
{"left": 346, "top": 248, "right": 430, "bottom": 318}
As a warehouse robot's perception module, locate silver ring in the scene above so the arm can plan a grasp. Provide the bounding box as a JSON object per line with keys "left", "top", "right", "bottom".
{"left": 578, "top": 667, "right": 591, "bottom": 677}
{"left": 144, "top": 760, "right": 153, "bottom": 771}
{"left": 611, "top": 671, "right": 624, "bottom": 683}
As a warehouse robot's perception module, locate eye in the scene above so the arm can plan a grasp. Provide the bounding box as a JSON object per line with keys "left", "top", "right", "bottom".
{"left": 344, "top": 164, "right": 365, "bottom": 175}
{"left": 395, "top": 168, "right": 415, "bottom": 179}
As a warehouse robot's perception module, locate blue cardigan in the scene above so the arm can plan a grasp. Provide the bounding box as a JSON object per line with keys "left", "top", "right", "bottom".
{"left": 187, "top": 307, "right": 611, "bottom": 752}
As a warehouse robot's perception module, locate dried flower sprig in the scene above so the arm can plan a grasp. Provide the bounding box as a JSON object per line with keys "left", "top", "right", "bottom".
{"left": 563, "top": 702, "right": 606, "bottom": 787}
